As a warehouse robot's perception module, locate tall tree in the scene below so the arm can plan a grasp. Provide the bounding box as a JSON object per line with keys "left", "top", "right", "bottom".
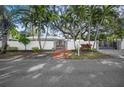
{"left": 92, "top": 5, "right": 119, "bottom": 49}
{"left": 52, "top": 6, "right": 87, "bottom": 51}
{"left": 16, "top": 5, "right": 54, "bottom": 50}
{"left": 0, "top": 6, "right": 11, "bottom": 54}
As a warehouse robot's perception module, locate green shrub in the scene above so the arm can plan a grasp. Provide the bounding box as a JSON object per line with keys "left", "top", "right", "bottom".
{"left": 91, "top": 48, "right": 97, "bottom": 52}
{"left": 7, "top": 47, "right": 18, "bottom": 51}
{"left": 32, "top": 47, "right": 40, "bottom": 52}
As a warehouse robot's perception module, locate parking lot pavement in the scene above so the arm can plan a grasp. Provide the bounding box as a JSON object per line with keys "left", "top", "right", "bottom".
{"left": 98, "top": 49, "right": 124, "bottom": 59}
{"left": 0, "top": 55, "right": 124, "bottom": 87}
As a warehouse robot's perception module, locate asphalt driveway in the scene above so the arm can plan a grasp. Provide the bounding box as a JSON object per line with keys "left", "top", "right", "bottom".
{"left": 0, "top": 54, "right": 124, "bottom": 87}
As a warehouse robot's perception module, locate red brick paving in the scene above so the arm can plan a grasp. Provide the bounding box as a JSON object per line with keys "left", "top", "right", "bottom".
{"left": 52, "top": 49, "right": 72, "bottom": 59}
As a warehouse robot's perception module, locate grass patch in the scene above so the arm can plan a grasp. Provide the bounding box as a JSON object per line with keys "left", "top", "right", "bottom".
{"left": 70, "top": 51, "right": 109, "bottom": 59}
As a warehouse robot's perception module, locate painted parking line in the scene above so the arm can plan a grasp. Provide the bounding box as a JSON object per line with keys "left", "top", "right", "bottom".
{"left": 12, "top": 58, "right": 24, "bottom": 62}
{"left": 32, "top": 73, "right": 42, "bottom": 79}
{"left": 50, "top": 64, "right": 64, "bottom": 71}
{"left": 9, "top": 58, "right": 24, "bottom": 63}
{"left": 37, "top": 54, "right": 46, "bottom": 57}
{"left": 0, "top": 66, "right": 13, "bottom": 71}
{"left": 27, "top": 63, "right": 46, "bottom": 72}
{"left": 0, "top": 74, "right": 11, "bottom": 79}
{"left": 0, "top": 70, "right": 21, "bottom": 85}
{"left": 0, "top": 70, "right": 18, "bottom": 79}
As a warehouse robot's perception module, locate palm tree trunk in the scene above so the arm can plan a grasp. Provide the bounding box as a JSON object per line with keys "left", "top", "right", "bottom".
{"left": 1, "top": 31, "right": 8, "bottom": 54}
{"left": 25, "top": 45, "right": 26, "bottom": 51}
{"left": 88, "top": 23, "right": 91, "bottom": 45}
{"left": 73, "top": 39, "right": 77, "bottom": 51}
{"left": 73, "top": 36, "right": 78, "bottom": 55}
{"left": 77, "top": 31, "right": 81, "bottom": 56}
{"left": 72, "top": 34, "right": 77, "bottom": 52}
{"left": 43, "top": 25, "right": 48, "bottom": 49}
{"left": 31, "top": 24, "right": 35, "bottom": 40}
{"left": 88, "top": 7, "right": 92, "bottom": 45}
{"left": 93, "top": 24, "right": 99, "bottom": 49}
{"left": 38, "top": 29, "right": 42, "bottom": 50}
{"left": 1, "top": 12, "right": 8, "bottom": 54}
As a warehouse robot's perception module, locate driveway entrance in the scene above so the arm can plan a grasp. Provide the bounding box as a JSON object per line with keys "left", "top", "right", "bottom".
{"left": 99, "top": 41, "right": 117, "bottom": 49}
{"left": 98, "top": 49, "right": 123, "bottom": 57}
{"left": 55, "top": 40, "right": 66, "bottom": 49}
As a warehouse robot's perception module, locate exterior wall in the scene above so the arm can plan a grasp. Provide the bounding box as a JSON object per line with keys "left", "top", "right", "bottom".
{"left": 26, "top": 41, "right": 54, "bottom": 50}
{"left": 0, "top": 41, "right": 55, "bottom": 50}
{"left": 66, "top": 39, "right": 97, "bottom": 50}
{"left": 8, "top": 41, "right": 25, "bottom": 50}
{"left": 0, "top": 39, "right": 98, "bottom": 50}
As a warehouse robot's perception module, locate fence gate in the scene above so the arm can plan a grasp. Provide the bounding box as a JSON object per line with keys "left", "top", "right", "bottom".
{"left": 55, "top": 40, "right": 66, "bottom": 49}
{"left": 99, "top": 41, "right": 118, "bottom": 49}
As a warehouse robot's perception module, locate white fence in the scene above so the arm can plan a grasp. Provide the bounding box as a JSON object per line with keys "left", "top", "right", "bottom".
{"left": 66, "top": 39, "right": 98, "bottom": 50}
{"left": 0, "top": 40, "right": 98, "bottom": 50}
{"left": 0, "top": 41, "right": 54, "bottom": 50}
{"left": 1, "top": 39, "right": 124, "bottom": 50}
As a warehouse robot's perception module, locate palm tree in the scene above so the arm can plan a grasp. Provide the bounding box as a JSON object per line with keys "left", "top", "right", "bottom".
{"left": 31, "top": 6, "right": 55, "bottom": 50}
{"left": 92, "top": 5, "right": 118, "bottom": 49}
{"left": 52, "top": 6, "right": 87, "bottom": 52}
{"left": 16, "top": 6, "right": 54, "bottom": 50}
{"left": 0, "top": 6, "right": 11, "bottom": 54}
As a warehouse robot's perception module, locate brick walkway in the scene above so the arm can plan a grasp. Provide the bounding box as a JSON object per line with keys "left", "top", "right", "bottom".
{"left": 52, "top": 49, "right": 71, "bottom": 59}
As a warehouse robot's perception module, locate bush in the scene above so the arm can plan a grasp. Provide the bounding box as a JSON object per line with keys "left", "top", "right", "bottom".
{"left": 7, "top": 47, "right": 18, "bottom": 52}
{"left": 91, "top": 48, "right": 97, "bottom": 52}
{"left": 32, "top": 47, "right": 40, "bottom": 52}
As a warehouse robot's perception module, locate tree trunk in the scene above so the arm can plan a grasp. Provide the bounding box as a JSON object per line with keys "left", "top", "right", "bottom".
{"left": 1, "top": 14, "right": 8, "bottom": 54}
{"left": 43, "top": 26, "right": 48, "bottom": 49}
{"left": 77, "top": 32, "right": 81, "bottom": 56}
{"left": 73, "top": 37, "right": 77, "bottom": 55}
{"left": 38, "top": 29, "right": 42, "bottom": 50}
{"left": 88, "top": 9, "right": 92, "bottom": 45}
{"left": 1, "top": 32, "right": 7, "bottom": 54}
{"left": 73, "top": 39, "right": 77, "bottom": 51}
{"left": 31, "top": 24, "right": 35, "bottom": 40}
{"left": 93, "top": 24, "right": 99, "bottom": 50}
{"left": 24, "top": 45, "right": 26, "bottom": 51}
{"left": 88, "top": 23, "right": 91, "bottom": 45}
